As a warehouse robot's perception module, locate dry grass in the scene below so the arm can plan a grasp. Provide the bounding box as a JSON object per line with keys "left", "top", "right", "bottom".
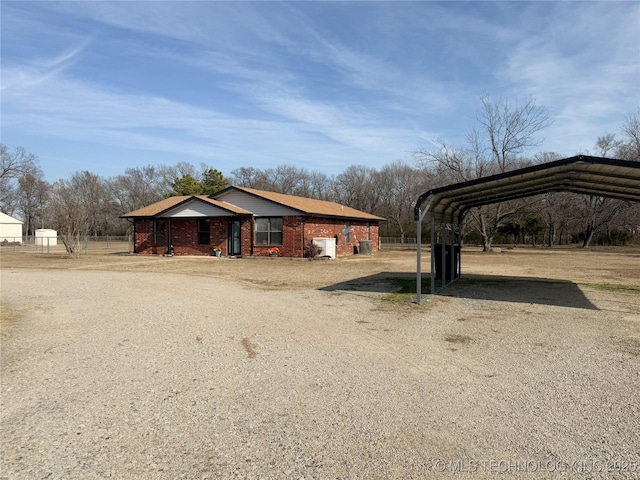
{"left": 2, "top": 246, "right": 639, "bottom": 295}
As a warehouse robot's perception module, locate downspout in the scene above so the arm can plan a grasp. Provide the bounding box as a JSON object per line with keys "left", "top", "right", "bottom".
{"left": 132, "top": 220, "right": 136, "bottom": 254}
{"left": 302, "top": 219, "right": 306, "bottom": 258}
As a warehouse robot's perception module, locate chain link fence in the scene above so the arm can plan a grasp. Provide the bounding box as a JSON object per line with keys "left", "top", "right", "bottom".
{"left": 5, "top": 235, "right": 415, "bottom": 255}
{"left": 0, "top": 236, "right": 133, "bottom": 255}
{"left": 379, "top": 237, "right": 418, "bottom": 251}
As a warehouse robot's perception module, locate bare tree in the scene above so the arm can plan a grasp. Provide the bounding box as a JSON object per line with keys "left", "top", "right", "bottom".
{"left": 593, "top": 111, "right": 640, "bottom": 161}
{"left": 230, "top": 166, "right": 268, "bottom": 189}
{"left": 305, "top": 171, "right": 333, "bottom": 201}
{"left": 332, "top": 165, "right": 382, "bottom": 213}
{"left": 415, "top": 97, "right": 551, "bottom": 251}
{"left": 262, "top": 165, "right": 310, "bottom": 195}
{"left": 281, "top": 167, "right": 326, "bottom": 199}
{"left": 230, "top": 165, "right": 334, "bottom": 200}
{"left": 47, "top": 174, "right": 92, "bottom": 257}
{"left": 618, "top": 111, "right": 640, "bottom": 161}
{"left": 377, "top": 161, "right": 430, "bottom": 240}
{"left": 0, "top": 145, "right": 39, "bottom": 180}
{"left": 571, "top": 122, "right": 640, "bottom": 248}
{"left": 478, "top": 96, "right": 551, "bottom": 171}
{"left": 414, "top": 140, "right": 483, "bottom": 185}
{"left": 615, "top": 203, "right": 640, "bottom": 244}
{"left": 576, "top": 196, "right": 628, "bottom": 248}
{"left": 73, "top": 171, "right": 115, "bottom": 236}
{"left": 596, "top": 133, "right": 624, "bottom": 158}
{"left": 1, "top": 145, "right": 40, "bottom": 215}
{"left": 109, "top": 165, "right": 172, "bottom": 215}
{"left": 17, "top": 173, "right": 49, "bottom": 235}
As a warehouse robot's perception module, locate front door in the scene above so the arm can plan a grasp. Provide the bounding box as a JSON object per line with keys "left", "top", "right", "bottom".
{"left": 228, "top": 219, "right": 241, "bottom": 256}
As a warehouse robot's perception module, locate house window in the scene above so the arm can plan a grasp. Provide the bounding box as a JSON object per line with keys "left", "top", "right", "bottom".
{"left": 256, "top": 217, "right": 283, "bottom": 245}
{"left": 154, "top": 219, "right": 167, "bottom": 246}
{"left": 198, "top": 218, "right": 210, "bottom": 245}
{"left": 366, "top": 222, "right": 371, "bottom": 241}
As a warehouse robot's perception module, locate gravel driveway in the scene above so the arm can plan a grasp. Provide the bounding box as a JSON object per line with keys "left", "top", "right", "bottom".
{"left": 1, "top": 250, "right": 639, "bottom": 479}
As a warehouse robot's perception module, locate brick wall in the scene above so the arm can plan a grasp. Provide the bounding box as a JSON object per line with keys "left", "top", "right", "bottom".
{"left": 240, "top": 217, "right": 253, "bottom": 256}
{"left": 134, "top": 216, "right": 379, "bottom": 257}
{"left": 303, "top": 217, "right": 379, "bottom": 256}
{"left": 209, "top": 218, "right": 227, "bottom": 255}
{"left": 170, "top": 219, "right": 208, "bottom": 256}
{"left": 134, "top": 219, "right": 155, "bottom": 254}
{"left": 134, "top": 218, "right": 228, "bottom": 256}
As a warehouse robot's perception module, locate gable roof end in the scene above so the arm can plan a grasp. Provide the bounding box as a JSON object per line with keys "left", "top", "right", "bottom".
{"left": 0, "top": 212, "right": 23, "bottom": 224}
{"left": 121, "top": 195, "right": 252, "bottom": 218}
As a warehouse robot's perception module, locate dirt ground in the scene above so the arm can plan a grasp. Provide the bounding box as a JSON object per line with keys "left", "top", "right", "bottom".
{"left": 3, "top": 245, "right": 640, "bottom": 293}
{"left": 1, "top": 247, "right": 639, "bottom": 479}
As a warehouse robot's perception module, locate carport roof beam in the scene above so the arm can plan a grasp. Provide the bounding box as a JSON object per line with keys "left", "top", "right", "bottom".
{"left": 414, "top": 156, "right": 640, "bottom": 225}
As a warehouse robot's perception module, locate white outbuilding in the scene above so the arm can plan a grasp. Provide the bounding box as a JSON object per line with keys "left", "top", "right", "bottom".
{"left": 0, "top": 212, "right": 23, "bottom": 243}
{"left": 35, "top": 229, "right": 58, "bottom": 246}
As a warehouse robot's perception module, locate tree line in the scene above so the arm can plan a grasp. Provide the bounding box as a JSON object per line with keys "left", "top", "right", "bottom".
{"left": 1, "top": 97, "right": 639, "bottom": 256}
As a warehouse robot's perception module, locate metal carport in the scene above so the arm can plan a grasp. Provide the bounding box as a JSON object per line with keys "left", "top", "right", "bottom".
{"left": 414, "top": 155, "right": 640, "bottom": 304}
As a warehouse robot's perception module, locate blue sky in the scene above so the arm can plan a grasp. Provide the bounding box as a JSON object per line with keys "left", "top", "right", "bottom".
{"left": 2, "top": 1, "right": 639, "bottom": 182}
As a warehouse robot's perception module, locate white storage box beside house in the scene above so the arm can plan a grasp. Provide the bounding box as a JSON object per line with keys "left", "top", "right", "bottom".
{"left": 312, "top": 237, "right": 336, "bottom": 259}
{"left": 0, "top": 212, "right": 23, "bottom": 244}
{"left": 35, "top": 229, "right": 58, "bottom": 246}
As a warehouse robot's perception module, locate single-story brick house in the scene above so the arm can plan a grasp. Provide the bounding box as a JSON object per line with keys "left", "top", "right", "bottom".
{"left": 121, "top": 186, "right": 385, "bottom": 257}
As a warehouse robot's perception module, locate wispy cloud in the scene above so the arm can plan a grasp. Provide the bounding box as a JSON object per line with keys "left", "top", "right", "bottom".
{"left": 1, "top": 62, "right": 421, "bottom": 174}
{"left": 2, "top": 36, "right": 92, "bottom": 91}
{"left": 1, "top": 1, "right": 638, "bottom": 180}
{"left": 448, "top": 0, "right": 640, "bottom": 145}
{"left": 500, "top": 2, "right": 640, "bottom": 153}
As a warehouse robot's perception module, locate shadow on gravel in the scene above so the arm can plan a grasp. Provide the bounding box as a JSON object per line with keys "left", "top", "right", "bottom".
{"left": 320, "top": 272, "right": 429, "bottom": 295}
{"left": 321, "top": 272, "right": 599, "bottom": 310}
{"left": 447, "top": 274, "right": 598, "bottom": 310}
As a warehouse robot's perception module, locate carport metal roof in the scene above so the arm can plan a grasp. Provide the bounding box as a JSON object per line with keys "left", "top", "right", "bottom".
{"left": 414, "top": 156, "right": 640, "bottom": 304}
{"left": 414, "top": 155, "right": 640, "bottom": 225}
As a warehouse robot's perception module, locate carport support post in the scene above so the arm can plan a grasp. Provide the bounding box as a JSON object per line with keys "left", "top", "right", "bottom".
{"left": 458, "top": 224, "right": 462, "bottom": 278}
{"left": 430, "top": 218, "right": 435, "bottom": 298}
{"left": 450, "top": 223, "right": 455, "bottom": 285}
{"left": 416, "top": 210, "right": 437, "bottom": 305}
{"left": 415, "top": 212, "right": 438, "bottom": 304}
{"left": 416, "top": 209, "right": 422, "bottom": 304}
{"left": 441, "top": 223, "right": 446, "bottom": 285}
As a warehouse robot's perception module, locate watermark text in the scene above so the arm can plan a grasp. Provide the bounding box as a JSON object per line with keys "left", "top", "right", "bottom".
{"left": 432, "top": 458, "right": 638, "bottom": 474}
